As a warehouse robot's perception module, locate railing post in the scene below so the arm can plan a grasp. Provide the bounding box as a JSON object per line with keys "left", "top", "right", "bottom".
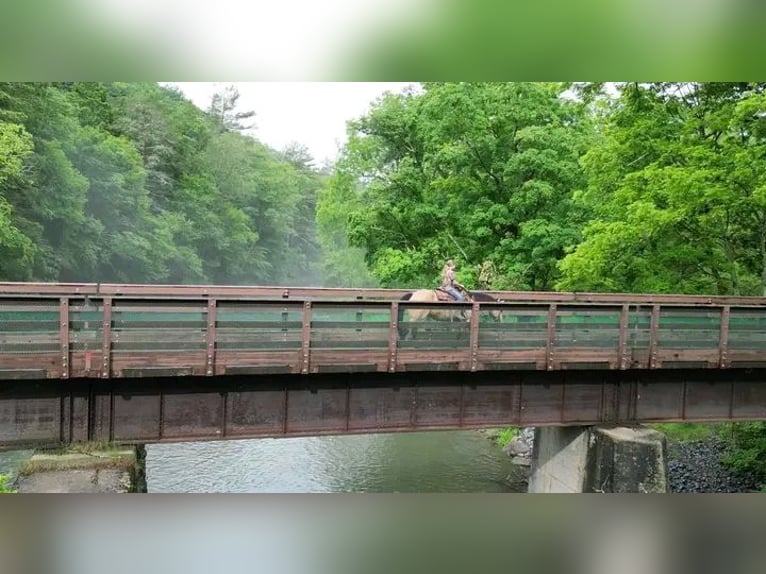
{"left": 719, "top": 305, "right": 730, "bottom": 368}
{"left": 618, "top": 304, "right": 630, "bottom": 369}
{"left": 101, "top": 297, "right": 112, "bottom": 378}
{"left": 546, "top": 304, "right": 557, "bottom": 370}
{"left": 59, "top": 297, "right": 69, "bottom": 379}
{"left": 301, "top": 301, "right": 312, "bottom": 374}
{"left": 206, "top": 298, "right": 217, "bottom": 376}
{"left": 469, "top": 301, "right": 480, "bottom": 372}
{"left": 649, "top": 305, "right": 660, "bottom": 368}
{"left": 388, "top": 301, "right": 399, "bottom": 373}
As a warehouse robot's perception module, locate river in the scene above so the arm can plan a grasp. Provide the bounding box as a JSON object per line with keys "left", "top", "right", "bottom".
{"left": 145, "top": 430, "right": 526, "bottom": 493}
{"left": 0, "top": 430, "right": 526, "bottom": 492}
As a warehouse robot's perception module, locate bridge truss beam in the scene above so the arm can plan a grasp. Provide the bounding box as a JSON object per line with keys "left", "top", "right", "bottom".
{"left": 2, "top": 369, "right": 765, "bottom": 449}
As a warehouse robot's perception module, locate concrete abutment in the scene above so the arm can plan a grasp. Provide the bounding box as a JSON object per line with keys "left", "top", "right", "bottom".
{"left": 14, "top": 444, "right": 147, "bottom": 493}
{"left": 528, "top": 425, "right": 668, "bottom": 493}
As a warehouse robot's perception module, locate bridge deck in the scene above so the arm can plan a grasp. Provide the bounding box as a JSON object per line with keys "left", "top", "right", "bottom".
{"left": 2, "top": 283, "right": 766, "bottom": 380}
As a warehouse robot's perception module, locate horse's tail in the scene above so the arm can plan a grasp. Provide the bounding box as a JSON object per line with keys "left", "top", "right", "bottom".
{"left": 397, "top": 293, "right": 412, "bottom": 339}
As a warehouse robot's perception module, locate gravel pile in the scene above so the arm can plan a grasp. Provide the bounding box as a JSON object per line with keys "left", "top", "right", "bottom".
{"left": 666, "top": 438, "right": 760, "bottom": 493}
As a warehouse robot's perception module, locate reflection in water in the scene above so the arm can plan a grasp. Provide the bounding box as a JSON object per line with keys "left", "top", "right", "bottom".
{"left": 146, "top": 430, "right": 525, "bottom": 493}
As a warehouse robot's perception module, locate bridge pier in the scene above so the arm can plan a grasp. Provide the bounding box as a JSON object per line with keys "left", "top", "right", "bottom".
{"left": 528, "top": 425, "right": 668, "bottom": 493}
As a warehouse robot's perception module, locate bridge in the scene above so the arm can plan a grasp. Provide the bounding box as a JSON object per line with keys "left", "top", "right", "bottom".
{"left": 2, "top": 282, "right": 766, "bottom": 448}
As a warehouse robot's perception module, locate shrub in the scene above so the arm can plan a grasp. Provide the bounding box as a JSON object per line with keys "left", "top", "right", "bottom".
{"left": 0, "top": 474, "right": 15, "bottom": 493}
{"left": 721, "top": 421, "right": 766, "bottom": 487}
{"left": 495, "top": 427, "right": 519, "bottom": 448}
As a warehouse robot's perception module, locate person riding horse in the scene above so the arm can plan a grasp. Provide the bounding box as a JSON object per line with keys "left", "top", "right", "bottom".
{"left": 398, "top": 263, "right": 503, "bottom": 339}
{"left": 440, "top": 260, "right": 466, "bottom": 301}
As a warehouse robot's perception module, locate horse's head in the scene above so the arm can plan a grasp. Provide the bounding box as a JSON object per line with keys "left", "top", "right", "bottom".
{"left": 470, "top": 291, "right": 504, "bottom": 322}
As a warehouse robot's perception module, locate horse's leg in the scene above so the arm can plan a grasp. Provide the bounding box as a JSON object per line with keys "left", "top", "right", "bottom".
{"left": 398, "top": 310, "right": 409, "bottom": 341}
{"left": 405, "top": 309, "right": 423, "bottom": 341}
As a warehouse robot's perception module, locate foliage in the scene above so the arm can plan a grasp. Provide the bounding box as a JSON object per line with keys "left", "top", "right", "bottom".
{"left": 316, "top": 166, "right": 378, "bottom": 287}
{"left": 319, "top": 82, "right": 590, "bottom": 290}
{"left": 558, "top": 82, "right": 766, "bottom": 296}
{"left": 494, "top": 427, "right": 519, "bottom": 448}
{"left": 0, "top": 473, "right": 15, "bottom": 493}
{"left": 0, "top": 82, "right": 326, "bottom": 285}
{"left": 650, "top": 423, "right": 723, "bottom": 443}
{"left": 721, "top": 422, "right": 766, "bottom": 487}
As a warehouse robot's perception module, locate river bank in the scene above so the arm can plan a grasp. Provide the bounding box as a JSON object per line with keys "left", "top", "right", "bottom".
{"left": 666, "top": 437, "right": 760, "bottom": 492}
{"left": 0, "top": 445, "right": 146, "bottom": 493}
{"left": 486, "top": 425, "right": 763, "bottom": 493}
{"left": 479, "top": 427, "right": 533, "bottom": 490}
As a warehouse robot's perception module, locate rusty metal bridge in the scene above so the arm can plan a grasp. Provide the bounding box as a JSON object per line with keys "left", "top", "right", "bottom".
{"left": 2, "top": 282, "right": 766, "bottom": 448}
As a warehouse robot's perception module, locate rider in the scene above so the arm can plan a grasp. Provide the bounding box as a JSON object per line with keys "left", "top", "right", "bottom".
{"left": 440, "top": 259, "right": 465, "bottom": 301}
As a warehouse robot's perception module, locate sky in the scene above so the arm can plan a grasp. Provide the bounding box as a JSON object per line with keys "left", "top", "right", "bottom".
{"left": 167, "top": 82, "right": 416, "bottom": 166}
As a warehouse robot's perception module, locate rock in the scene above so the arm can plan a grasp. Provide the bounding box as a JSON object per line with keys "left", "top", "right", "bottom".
{"left": 665, "top": 437, "right": 759, "bottom": 493}
{"left": 503, "top": 437, "right": 531, "bottom": 457}
{"left": 520, "top": 427, "right": 535, "bottom": 444}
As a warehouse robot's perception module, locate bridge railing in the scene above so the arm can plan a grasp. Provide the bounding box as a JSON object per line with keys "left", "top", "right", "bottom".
{"left": 2, "top": 286, "right": 766, "bottom": 379}
{"left": 4, "top": 281, "right": 766, "bottom": 305}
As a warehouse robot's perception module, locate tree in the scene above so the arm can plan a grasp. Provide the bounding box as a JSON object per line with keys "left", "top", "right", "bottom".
{"left": 323, "top": 82, "right": 589, "bottom": 289}
{"left": 208, "top": 84, "right": 256, "bottom": 133}
{"left": 317, "top": 168, "right": 378, "bottom": 287}
{"left": 558, "top": 83, "right": 766, "bottom": 296}
{"left": 0, "top": 121, "right": 33, "bottom": 184}
{"left": 0, "top": 120, "right": 34, "bottom": 274}
{"left": 0, "top": 82, "right": 324, "bottom": 286}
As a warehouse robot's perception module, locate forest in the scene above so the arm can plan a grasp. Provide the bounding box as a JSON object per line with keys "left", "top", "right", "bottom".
{"left": 323, "top": 82, "right": 766, "bottom": 296}
{"left": 1, "top": 82, "right": 765, "bottom": 483}
{"left": 3, "top": 82, "right": 766, "bottom": 296}
{"left": 0, "top": 82, "right": 325, "bottom": 286}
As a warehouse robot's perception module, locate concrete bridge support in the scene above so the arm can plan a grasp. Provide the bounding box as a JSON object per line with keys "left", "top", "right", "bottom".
{"left": 13, "top": 445, "right": 146, "bottom": 493}
{"left": 528, "top": 425, "right": 668, "bottom": 493}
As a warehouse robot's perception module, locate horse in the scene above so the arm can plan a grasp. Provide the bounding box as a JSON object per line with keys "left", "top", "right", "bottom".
{"left": 397, "top": 289, "right": 503, "bottom": 340}
{"left": 470, "top": 291, "right": 505, "bottom": 322}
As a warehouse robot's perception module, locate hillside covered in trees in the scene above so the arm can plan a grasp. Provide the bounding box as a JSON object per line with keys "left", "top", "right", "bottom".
{"left": 4, "top": 82, "right": 766, "bottom": 297}
{"left": 0, "top": 82, "right": 328, "bottom": 286}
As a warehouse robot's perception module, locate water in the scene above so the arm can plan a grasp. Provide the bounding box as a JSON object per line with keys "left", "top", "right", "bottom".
{"left": 0, "top": 449, "right": 33, "bottom": 478}
{"left": 145, "top": 430, "right": 526, "bottom": 493}
{"left": 0, "top": 430, "right": 526, "bottom": 493}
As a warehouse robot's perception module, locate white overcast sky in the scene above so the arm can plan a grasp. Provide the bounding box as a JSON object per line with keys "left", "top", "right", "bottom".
{"left": 167, "top": 82, "right": 415, "bottom": 165}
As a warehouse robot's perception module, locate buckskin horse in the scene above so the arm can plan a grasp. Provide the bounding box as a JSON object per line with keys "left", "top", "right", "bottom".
{"left": 397, "top": 288, "right": 503, "bottom": 340}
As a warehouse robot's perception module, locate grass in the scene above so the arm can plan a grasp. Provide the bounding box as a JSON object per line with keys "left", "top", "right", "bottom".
{"left": 495, "top": 427, "right": 519, "bottom": 448}
{"left": 649, "top": 423, "right": 725, "bottom": 443}
{"left": 0, "top": 473, "right": 15, "bottom": 493}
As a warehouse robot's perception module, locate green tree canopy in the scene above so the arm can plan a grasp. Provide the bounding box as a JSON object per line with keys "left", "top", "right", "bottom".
{"left": 558, "top": 82, "right": 766, "bottom": 296}
{"left": 320, "top": 82, "right": 589, "bottom": 289}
